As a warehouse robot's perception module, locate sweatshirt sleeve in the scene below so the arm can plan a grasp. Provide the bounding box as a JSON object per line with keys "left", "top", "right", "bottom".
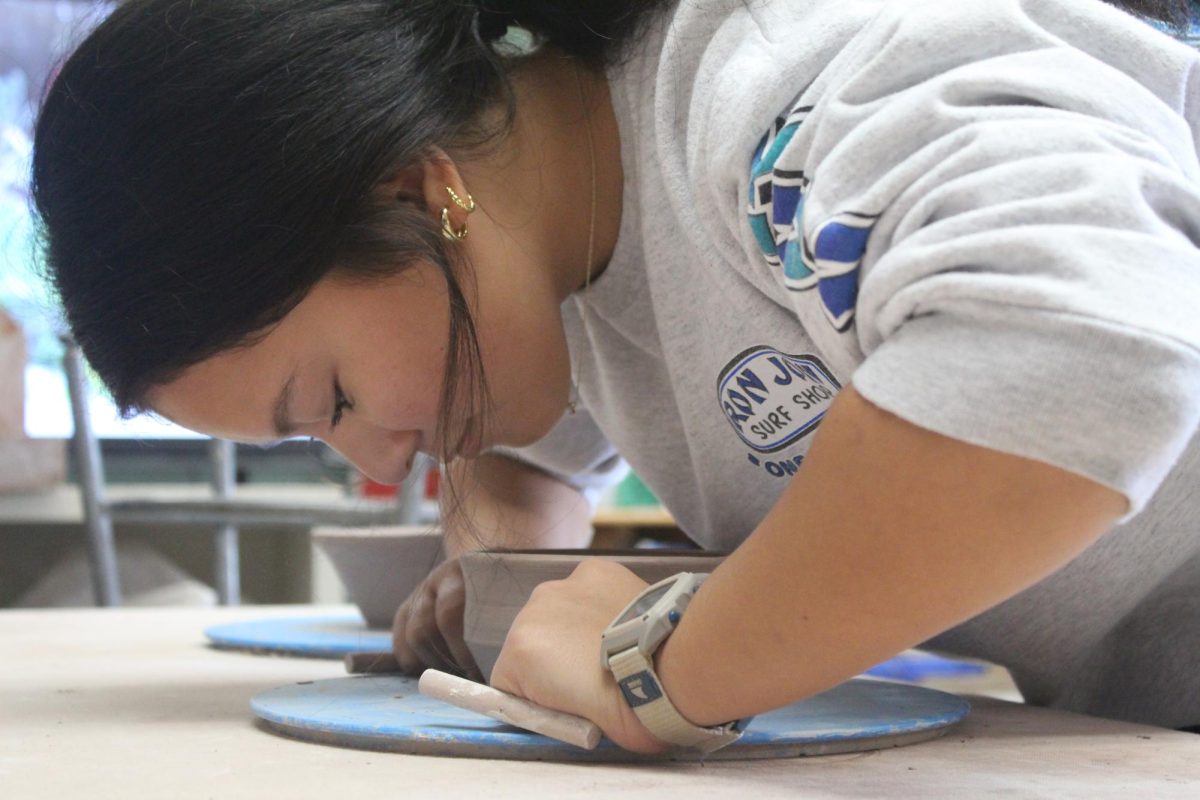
{"left": 746, "top": 0, "right": 1200, "bottom": 514}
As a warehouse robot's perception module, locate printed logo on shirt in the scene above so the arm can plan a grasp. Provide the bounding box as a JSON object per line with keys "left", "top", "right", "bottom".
{"left": 803, "top": 210, "right": 880, "bottom": 331}
{"left": 717, "top": 346, "right": 841, "bottom": 455}
{"left": 747, "top": 98, "right": 879, "bottom": 332}
{"left": 749, "top": 103, "right": 813, "bottom": 275}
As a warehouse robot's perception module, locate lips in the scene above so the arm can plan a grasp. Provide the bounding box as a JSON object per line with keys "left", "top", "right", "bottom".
{"left": 373, "top": 432, "right": 422, "bottom": 485}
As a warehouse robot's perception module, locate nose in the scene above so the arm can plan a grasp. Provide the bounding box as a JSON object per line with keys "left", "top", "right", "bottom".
{"left": 326, "top": 425, "right": 420, "bottom": 486}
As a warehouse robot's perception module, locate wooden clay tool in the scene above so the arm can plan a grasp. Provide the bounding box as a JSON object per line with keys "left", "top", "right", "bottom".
{"left": 343, "top": 653, "right": 602, "bottom": 749}
{"left": 418, "top": 669, "right": 603, "bottom": 750}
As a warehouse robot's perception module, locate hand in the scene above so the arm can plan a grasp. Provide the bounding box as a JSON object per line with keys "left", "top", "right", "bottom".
{"left": 489, "top": 558, "right": 670, "bottom": 754}
{"left": 391, "top": 557, "right": 484, "bottom": 682}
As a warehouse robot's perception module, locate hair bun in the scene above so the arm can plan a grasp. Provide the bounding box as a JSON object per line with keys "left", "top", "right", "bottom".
{"left": 476, "top": 7, "right": 515, "bottom": 43}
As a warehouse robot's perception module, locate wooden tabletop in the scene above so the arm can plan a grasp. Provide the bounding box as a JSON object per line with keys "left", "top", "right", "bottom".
{"left": 592, "top": 504, "right": 676, "bottom": 528}
{"left": 4, "top": 605, "right": 1197, "bottom": 798}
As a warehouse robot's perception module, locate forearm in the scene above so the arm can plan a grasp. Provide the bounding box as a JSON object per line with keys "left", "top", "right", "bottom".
{"left": 442, "top": 453, "right": 594, "bottom": 559}
{"left": 656, "top": 386, "right": 1127, "bottom": 726}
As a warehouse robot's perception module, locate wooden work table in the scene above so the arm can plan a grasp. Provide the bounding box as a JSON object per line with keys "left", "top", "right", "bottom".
{"left": 3, "top": 605, "right": 1198, "bottom": 798}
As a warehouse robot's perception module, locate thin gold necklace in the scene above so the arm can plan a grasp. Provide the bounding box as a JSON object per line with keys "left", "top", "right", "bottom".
{"left": 568, "top": 63, "right": 598, "bottom": 415}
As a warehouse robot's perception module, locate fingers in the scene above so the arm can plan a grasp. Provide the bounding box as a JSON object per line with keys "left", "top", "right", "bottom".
{"left": 391, "top": 559, "right": 480, "bottom": 680}
{"left": 391, "top": 599, "right": 423, "bottom": 674}
{"left": 434, "top": 575, "right": 484, "bottom": 682}
{"left": 396, "top": 581, "right": 456, "bottom": 674}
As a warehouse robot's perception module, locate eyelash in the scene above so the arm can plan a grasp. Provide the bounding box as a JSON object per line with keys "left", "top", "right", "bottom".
{"left": 330, "top": 382, "right": 353, "bottom": 429}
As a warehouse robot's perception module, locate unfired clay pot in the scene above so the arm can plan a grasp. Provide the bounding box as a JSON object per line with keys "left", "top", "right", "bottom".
{"left": 460, "top": 549, "right": 726, "bottom": 680}
{"left": 312, "top": 525, "right": 444, "bottom": 629}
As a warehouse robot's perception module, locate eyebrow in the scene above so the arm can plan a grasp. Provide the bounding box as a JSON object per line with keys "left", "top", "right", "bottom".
{"left": 272, "top": 373, "right": 298, "bottom": 438}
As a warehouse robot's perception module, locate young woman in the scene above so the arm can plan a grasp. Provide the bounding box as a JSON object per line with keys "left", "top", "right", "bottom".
{"left": 33, "top": 0, "right": 1200, "bottom": 752}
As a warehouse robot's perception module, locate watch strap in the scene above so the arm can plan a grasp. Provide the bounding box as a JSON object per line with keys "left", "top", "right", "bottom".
{"left": 607, "top": 646, "right": 742, "bottom": 754}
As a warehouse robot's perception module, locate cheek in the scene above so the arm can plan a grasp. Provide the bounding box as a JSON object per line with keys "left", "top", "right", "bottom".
{"left": 350, "top": 309, "right": 453, "bottom": 429}
{"left": 352, "top": 276, "right": 452, "bottom": 428}
{"left": 368, "top": 347, "right": 447, "bottom": 428}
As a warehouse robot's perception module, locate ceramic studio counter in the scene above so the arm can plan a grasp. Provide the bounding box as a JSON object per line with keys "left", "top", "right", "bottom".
{"left": 3, "top": 605, "right": 1198, "bottom": 798}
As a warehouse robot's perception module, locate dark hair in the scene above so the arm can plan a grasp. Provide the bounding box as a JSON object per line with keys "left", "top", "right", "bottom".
{"left": 30, "top": 0, "right": 1194, "bottom": 452}
{"left": 31, "top": 0, "right": 669, "bottom": 462}
{"left": 1110, "top": 0, "right": 1196, "bottom": 28}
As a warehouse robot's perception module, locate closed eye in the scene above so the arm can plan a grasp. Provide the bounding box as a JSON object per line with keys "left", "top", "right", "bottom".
{"left": 330, "top": 381, "right": 353, "bottom": 429}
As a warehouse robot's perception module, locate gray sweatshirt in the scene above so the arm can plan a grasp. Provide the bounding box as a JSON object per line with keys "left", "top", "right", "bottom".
{"left": 498, "top": 0, "right": 1200, "bottom": 727}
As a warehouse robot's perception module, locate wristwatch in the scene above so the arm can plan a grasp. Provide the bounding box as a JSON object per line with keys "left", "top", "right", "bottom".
{"left": 599, "top": 572, "right": 748, "bottom": 753}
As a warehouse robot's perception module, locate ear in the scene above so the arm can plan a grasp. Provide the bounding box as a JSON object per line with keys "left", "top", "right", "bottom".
{"left": 376, "top": 147, "right": 471, "bottom": 228}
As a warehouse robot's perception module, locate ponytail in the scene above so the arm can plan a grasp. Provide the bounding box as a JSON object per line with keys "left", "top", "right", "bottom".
{"left": 471, "top": 1, "right": 666, "bottom": 66}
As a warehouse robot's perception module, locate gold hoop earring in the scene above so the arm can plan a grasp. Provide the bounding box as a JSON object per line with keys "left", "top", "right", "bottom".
{"left": 441, "top": 207, "right": 469, "bottom": 241}
{"left": 446, "top": 186, "right": 476, "bottom": 213}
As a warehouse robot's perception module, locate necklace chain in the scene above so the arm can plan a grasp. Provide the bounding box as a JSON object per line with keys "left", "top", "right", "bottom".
{"left": 569, "top": 64, "right": 598, "bottom": 415}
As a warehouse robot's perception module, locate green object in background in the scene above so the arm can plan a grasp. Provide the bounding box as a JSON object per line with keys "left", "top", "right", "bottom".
{"left": 614, "top": 472, "right": 659, "bottom": 507}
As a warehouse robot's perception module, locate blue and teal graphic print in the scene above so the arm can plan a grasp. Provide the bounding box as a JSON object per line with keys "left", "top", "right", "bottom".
{"left": 748, "top": 103, "right": 812, "bottom": 282}
{"left": 748, "top": 6, "right": 1199, "bottom": 332}
{"left": 748, "top": 100, "right": 878, "bottom": 332}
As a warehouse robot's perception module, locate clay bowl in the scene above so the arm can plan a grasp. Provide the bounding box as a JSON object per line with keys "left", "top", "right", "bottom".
{"left": 312, "top": 525, "right": 444, "bottom": 630}
{"left": 460, "top": 549, "right": 727, "bottom": 680}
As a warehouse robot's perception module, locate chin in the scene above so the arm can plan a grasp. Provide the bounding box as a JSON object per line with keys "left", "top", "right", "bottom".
{"left": 492, "top": 404, "right": 566, "bottom": 450}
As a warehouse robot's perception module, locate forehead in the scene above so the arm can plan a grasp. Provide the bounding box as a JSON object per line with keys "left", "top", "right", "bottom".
{"left": 145, "top": 266, "right": 449, "bottom": 440}
{"left": 148, "top": 321, "right": 307, "bottom": 443}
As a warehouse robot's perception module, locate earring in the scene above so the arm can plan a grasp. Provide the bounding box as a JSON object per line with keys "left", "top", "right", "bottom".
{"left": 446, "top": 186, "right": 476, "bottom": 213}
{"left": 442, "top": 207, "right": 469, "bottom": 241}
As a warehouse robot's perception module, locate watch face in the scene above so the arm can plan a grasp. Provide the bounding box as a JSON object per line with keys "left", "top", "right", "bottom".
{"left": 618, "top": 583, "right": 673, "bottom": 624}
